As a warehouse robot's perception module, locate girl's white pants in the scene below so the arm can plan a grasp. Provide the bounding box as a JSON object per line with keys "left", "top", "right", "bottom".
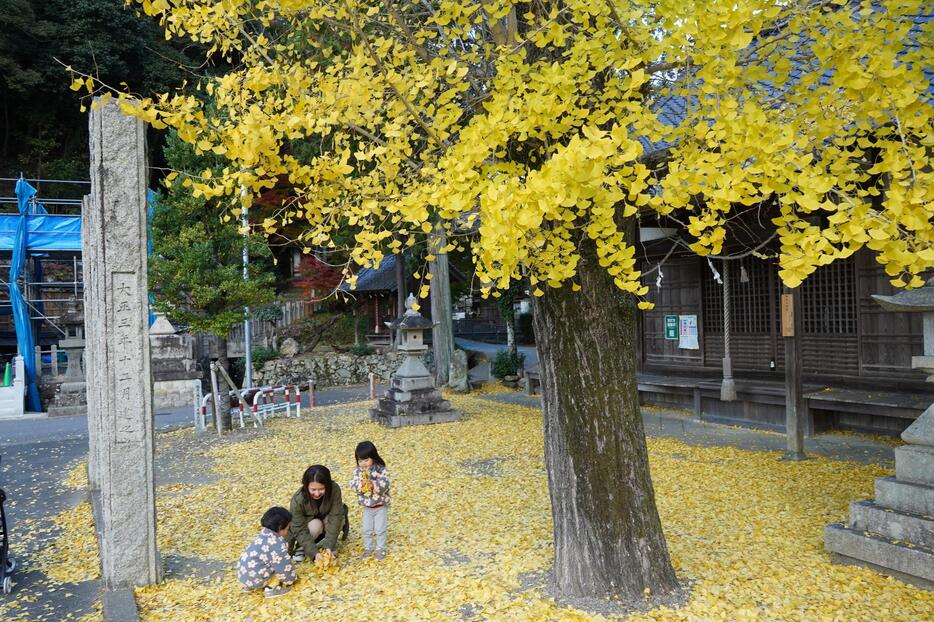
{"left": 362, "top": 506, "right": 388, "bottom": 552}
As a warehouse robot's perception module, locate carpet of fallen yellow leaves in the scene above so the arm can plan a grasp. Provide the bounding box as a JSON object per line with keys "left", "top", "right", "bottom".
{"left": 35, "top": 501, "right": 100, "bottom": 584}
{"left": 133, "top": 394, "right": 932, "bottom": 621}
{"left": 7, "top": 393, "right": 933, "bottom": 621}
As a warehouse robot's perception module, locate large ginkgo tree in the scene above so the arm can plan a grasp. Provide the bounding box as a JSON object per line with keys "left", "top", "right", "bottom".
{"left": 73, "top": 0, "right": 931, "bottom": 601}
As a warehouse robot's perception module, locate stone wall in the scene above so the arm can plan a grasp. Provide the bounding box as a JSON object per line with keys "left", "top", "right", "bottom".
{"left": 254, "top": 350, "right": 408, "bottom": 388}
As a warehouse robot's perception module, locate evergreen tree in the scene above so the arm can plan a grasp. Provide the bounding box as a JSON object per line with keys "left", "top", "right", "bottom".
{"left": 150, "top": 131, "right": 276, "bottom": 427}
{"left": 0, "top": 0, "right": 201, "bottom": 181}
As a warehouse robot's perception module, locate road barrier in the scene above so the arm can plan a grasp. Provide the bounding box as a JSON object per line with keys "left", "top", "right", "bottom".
{"left": 248, "top": 384, "right": 302, "bottom": 426}
{"left": 197, "top": 381, "right": 309, "bottom": 431}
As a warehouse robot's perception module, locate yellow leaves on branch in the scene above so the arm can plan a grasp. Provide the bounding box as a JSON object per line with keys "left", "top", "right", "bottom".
{"left": 102, "top": 0, "right": 933, "bottom": 298}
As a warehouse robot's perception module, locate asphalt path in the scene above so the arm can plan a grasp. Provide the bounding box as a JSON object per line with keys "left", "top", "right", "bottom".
{"left": 0, "top": 384, "right": 383, "bottom": 620}
{"left": 454, "top": 337, "right": 539, "bottom": 368}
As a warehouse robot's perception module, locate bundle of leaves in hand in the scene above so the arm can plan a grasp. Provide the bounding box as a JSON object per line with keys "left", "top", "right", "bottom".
{"left": 360, "top": 471, "right": 373, "bottom": 495}
{"left": 314, "top": 549, "right": 338, "bottom": 573}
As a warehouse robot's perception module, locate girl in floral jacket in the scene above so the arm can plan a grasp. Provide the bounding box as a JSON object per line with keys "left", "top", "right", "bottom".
{"left": 349, "top": 441, "right": 391, "bottom": 560}
{"left": 236, "top": 507, "right": 296, "bottom": 598}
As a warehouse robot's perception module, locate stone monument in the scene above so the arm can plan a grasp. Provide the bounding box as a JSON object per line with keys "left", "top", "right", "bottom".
{"left": 448, "top": 349, "right": 470, "bottom": 393}
{"left": 150, "top": 313, "right": 202, "bottom": 410}
{"left": 84, "top": 98, "right": 161, "bottom": 589}
{"left": 47, "top": 297, "right": 88, "bottom": 417}
{"left": 824, "top": 277, "right": 934, "bottom": 589}
{"left": 370, "top": 294, "right": 461, "bottom": 427}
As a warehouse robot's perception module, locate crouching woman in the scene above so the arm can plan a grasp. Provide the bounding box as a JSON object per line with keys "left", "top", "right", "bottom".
{"left": 289, "top": 465, "right": 349, "bottom": 564}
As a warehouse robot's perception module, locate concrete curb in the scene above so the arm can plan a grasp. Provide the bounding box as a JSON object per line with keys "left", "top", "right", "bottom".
{"left": 102, "top": 589, "right": 141, "bottom": 622}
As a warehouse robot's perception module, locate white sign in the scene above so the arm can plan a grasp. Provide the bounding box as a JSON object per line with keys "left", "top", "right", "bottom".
{"left": 679, "top": 315, "right": 699, "bottom": 350}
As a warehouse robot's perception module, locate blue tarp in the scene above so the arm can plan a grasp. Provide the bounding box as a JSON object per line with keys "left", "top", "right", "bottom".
{"left": 12, "top": 177, "right": 42, "bottom": 411}
{"left": 0, "top": 213, "right": 82, "bottom": 251}
{"left": 3, "top": 182, "right": 156, "bottom": 414}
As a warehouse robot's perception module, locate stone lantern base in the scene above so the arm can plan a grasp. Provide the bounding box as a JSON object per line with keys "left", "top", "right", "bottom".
{"left": 827, "top": 281, "right": 934, "bottom": 589}
{"left": 369, "top": 374, "right": 461, "bottom": 428}
{"left": 824, "top": 403, "right": 934, "bottom": 589}
{"left": 47, "top": 380, "right": 88, "bottom": 417}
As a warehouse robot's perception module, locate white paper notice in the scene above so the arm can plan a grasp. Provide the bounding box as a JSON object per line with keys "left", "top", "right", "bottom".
{"left": 679, "top": 315, "right": 699, "bottom": 349}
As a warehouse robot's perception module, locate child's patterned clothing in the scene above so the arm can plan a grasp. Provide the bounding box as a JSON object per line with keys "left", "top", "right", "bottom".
{"left": 237, "top": 528, "right": 296, "bottom": 590}
{"left": 349, "top": 465, "right": 391, "bottom": 508}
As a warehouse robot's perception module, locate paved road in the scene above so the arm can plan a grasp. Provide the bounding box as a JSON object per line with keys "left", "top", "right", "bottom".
{"left": 0, "top": 384, "right": 384, "bottom": 621}
{"left": 1, "top": 408, "right": 193, "bottom": 447}
{"left": 0, "top": 384, "right": 383, "bottom": 447}
{"left": 455, "top": 337, "right": 539, "bottom": 367}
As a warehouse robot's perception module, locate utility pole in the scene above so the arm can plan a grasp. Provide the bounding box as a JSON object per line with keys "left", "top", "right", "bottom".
{"left": 241, "top": 192, "right": 252, "bottom": 389}
{"left": 429, "top": 223, "right": 454, "bottom": 385}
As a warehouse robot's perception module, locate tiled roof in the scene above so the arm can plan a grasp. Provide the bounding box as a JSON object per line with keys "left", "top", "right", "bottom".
{"left": 637, "top": 9, "right": 932, "bottom": 156}
{"left": 341, "top": 253, "right": 400, "bottom": 293}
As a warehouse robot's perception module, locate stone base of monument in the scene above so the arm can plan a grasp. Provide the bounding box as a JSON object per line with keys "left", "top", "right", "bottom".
{"left": 47, "top": 381, "right": 88, "bottom": 417}
{"left": 150, "top": 314, "right": 202, "bottom": 411}
{"left": 153, "top": 378, "right": 200, "bottom": 411}
{"left": 824, "top": 404, "right": 934, "bottom": 590}
{"left": 369, "top": 375, "right": 461, "bottom": 428}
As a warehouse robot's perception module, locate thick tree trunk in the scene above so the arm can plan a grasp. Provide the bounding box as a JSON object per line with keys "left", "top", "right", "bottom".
{"left": 429, "top": 225, "right": 454, "bottom": 385}
{"left": 216, "top": 336, "right": 232, "bottom": 431}
{"left": 531, "top": 237, "right": 678, "bottom": 600}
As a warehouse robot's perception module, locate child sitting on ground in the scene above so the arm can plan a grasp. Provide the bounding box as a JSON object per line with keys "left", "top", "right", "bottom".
{"left": 236, "top": 506, "right": 297, "bottom": 598}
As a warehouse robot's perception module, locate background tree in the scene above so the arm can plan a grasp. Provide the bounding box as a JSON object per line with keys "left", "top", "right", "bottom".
{"left": 150, "top": 131, "right": 277, "bottom": 428}
{"left": 89, "top": 0, "right": 933, "bottom": 603}
{"left": 294, "top": 255, "right": 344, "bottom": 302}
{"left": 495, "top": 280, "right": 525, "bottom": 361}
{"left": 0, "top": 0, "right": 199, "bottom": 182}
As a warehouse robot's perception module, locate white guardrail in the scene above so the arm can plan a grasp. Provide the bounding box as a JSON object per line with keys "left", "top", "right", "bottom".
{"left": 196, "top": 381, "right": 316, "bottom": 432}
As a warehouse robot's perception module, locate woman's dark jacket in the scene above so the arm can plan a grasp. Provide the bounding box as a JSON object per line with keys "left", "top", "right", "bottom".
{"left": 288, "top": 482, "right": 346, "bottom": 557}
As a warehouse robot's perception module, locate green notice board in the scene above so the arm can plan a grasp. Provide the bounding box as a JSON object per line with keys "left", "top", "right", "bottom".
{"left": 664, "top": 315, "right": 678, "bottom": 340}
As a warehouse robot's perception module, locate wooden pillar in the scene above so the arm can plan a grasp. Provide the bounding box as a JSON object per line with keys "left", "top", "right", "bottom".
{"left": 720, "top": 260, "right": 736, "bottom": 401}
{"left": 429, "top": 223, "right": 454, "bottom": 385}
{"left": 782, "top": 286, "right": 807, "bottom": 460}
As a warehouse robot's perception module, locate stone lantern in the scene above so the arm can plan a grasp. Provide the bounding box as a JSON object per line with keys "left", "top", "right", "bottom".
{"left": 58, "top": 297, "right": 85, "bottom": 381}
{"left": 825, "top": 278, "right": 934, "bottom": 588}
{"left": 370, "top": 294, "right": 461, "bottom": 427}
{"left": 872, "top": 279, "right": 934, "bottom": 381}
{"left": 47, "top": 297, "right": 88, "bottom": 416}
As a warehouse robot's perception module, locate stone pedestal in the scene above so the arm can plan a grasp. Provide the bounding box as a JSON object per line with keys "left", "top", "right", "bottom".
{"left": 84, "top": 98, "right": 161, "bottom": 589}
{"left": 448, "top": 349, "right": 469, "bottom": 393}
{"left": 150, "top": 314, "right": 201, "bottom": 410}
{"left": 825, "top": 404, "right": 934, "bottom": 589}
{"left": 46, "top": 381, "right": 88, "bottom": 417}
{"left": 0, "top": 356, "right": 26, "bottom": 418}
{"left": 829, "top": 280, "right": 934, "bottom": 589}
{"left": 370, "top": 376, "right": 462, "bottom": 428}
{"left": 370, "top": 294, "right": 460, "bottom": 428}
